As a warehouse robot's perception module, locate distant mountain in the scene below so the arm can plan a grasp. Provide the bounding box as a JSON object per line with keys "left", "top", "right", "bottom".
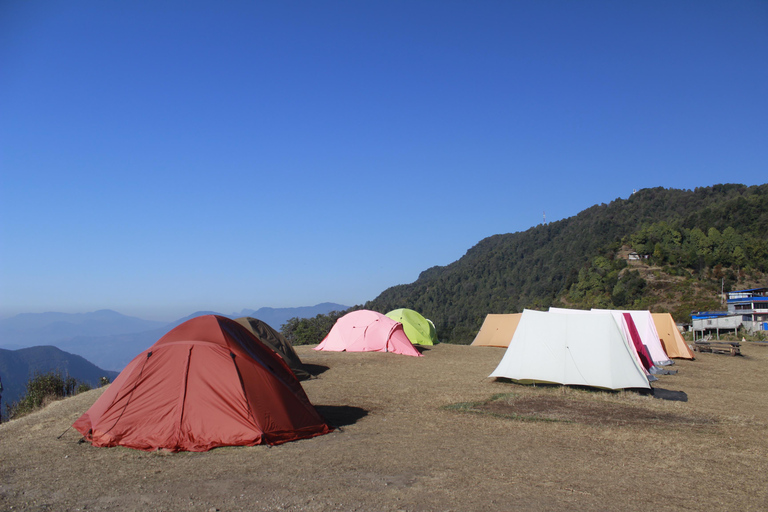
{"left": 166, "top": 311, "right": 228, "bottom": 329}
{"left": 235, "top": 303, "right": 349, "bottom": 330}
{"left": 56, "top": 328, "right": 169, "bottom": 372}
{"left": 44, "top": 303, "right": 350, "bottom": 372}
{"left": 0, "top": 310, "right": 167, "bottom": 349}
{"left": 365, "top": 184, "right": 768, "bottom": 343}
{"left": 0, "top": 345, "right": 120, "bottom": 419}
{"left": 54, "top": 310, "right": 230, "bottom": 371}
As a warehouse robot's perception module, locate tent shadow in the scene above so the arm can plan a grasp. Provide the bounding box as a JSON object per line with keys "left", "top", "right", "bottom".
{"left": 651, "top": 387, "right": 688, "bottom": 402}
{"left": 493, "top": 379, "right": 615, "bottom": 393}
{"left": 315, "top": 405, "right": 369, "bottom": 428}
{"left": 492, "top": 379, "right": 662, "bottom": 397}
{"left": 303, "top": 364, "right": 330, "bottom": 377}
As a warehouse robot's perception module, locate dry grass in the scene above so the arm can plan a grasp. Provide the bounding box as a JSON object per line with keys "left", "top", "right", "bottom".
{"left": 1, "top": 342, "right": 767, "bottom": 511}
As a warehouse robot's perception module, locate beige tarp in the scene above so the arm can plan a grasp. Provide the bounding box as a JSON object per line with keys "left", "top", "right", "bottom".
{"left": 652, "top": 313, "right": 695, "bottom": 359}
{"left": 471, "top": 313, "right": 522, "bottom": 347}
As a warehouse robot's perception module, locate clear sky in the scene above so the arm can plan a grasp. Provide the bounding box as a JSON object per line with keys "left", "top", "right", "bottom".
{"left": 1, "top": 1, "right": 766, "bottom": 321}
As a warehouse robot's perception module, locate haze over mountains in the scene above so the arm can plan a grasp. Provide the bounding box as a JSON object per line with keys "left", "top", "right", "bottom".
{"left": 0, "top": 310, "right": 166, "bottom": 349}
{"left": 0, "top": 303, "right": 348, "bottom": 371}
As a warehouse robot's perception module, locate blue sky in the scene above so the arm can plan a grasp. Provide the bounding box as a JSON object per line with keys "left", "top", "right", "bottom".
{"left": 1, "top": 1, "right": 766, "bottom": 321}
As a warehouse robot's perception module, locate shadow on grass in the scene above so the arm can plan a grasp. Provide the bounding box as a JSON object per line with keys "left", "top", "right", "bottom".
{"left": 494, "top": 378, "right": 687, "bottom": 400}
{"left": 651, "top": 387, "right": 688, "bottom": 402}
{"left": 492, "top": 378, "right": 650, "bottom": 396}
{"left": 315, "top": 405, "right": 368, "bottom": 428}
{"left": 304, "top": 363, "right": 330, "bottom": 377}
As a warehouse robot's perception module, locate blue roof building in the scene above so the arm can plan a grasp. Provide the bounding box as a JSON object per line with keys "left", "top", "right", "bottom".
{"left": 726, "top": 287, "right": 768, "bottom": 331}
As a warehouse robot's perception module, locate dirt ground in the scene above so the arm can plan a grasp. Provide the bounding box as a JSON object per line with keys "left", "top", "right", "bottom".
{"left": 1, "top": 342, "right": 767, "bottom": 511}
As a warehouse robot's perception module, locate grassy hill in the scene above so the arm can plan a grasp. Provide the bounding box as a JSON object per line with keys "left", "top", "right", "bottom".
{"left": 363, "top": 184, "right": 768, "bottom": 344}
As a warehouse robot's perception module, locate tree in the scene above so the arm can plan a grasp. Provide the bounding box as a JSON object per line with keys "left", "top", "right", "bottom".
{"left": 281, "top": 309, "right": 353, "bottom": 345}
{"left": 732, "top": 246, "right": 747, "bottom": 270}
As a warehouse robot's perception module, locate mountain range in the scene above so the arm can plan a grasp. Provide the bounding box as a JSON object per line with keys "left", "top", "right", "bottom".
{"left": 0, "top": 303, "right": 348, "bottom": 371}
{"left": 0, "top": 309, "right": 166, "bottom": 349}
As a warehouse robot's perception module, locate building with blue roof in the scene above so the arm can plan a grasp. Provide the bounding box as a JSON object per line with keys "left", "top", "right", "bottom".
{"left": 691, "top": 287, "right": 767, "bottom": 340}
{"left": 727, "top": 287, "right": 768, "bottom": 330}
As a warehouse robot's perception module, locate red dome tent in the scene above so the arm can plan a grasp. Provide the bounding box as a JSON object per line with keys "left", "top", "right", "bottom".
{"left": 73, "top": 315, "right": 331, "bottom": 452}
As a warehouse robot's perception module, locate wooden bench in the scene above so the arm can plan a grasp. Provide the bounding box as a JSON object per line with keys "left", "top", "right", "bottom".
{"left": 693, "top": 341, "right": 741, "bottom": 356}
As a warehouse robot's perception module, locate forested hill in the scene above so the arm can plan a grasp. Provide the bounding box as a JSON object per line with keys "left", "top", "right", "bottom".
{"left": 364, "top": 184, "right": 768, "bottom": 343}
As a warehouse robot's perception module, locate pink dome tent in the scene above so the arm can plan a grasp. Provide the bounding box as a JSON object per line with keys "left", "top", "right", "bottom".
{"left": 315, "top": 310, "right": 422, "bottom": 357}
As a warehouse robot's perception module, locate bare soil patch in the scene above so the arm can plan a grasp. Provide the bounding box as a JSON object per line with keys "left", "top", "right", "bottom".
{"left": 2, "top": 342, "right": 767, "bottom": 511}
{"left": 451, "top": 392, "right": 717, "bottom": 428}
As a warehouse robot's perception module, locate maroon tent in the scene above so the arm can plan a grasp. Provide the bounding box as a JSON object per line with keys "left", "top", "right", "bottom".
{"left": 623, "top": 312, "right": 654, "bottom": 371}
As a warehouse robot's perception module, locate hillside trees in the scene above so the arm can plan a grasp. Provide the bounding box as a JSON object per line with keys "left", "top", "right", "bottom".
{"left": 364, "top": 184, "right": 768, "bottom": 344}
{"left": 281, "top": 309, "right": 356, "bottom": 345}
{"left": 627, "top": 222, "right": 768, "bottom": 272}
{"left": 561, "top": 213, "right": 766, "bottom": 314}
{"left": 276, "top": 185, "right": 767, "bottom": 345}
{"left": 566, "top": 256, "right": 647, "bottom": 309}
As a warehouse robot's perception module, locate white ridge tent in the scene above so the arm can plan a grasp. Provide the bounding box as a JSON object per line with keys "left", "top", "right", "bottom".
{"left": 593, "top": 309, "right": 672, "bottom": 366}
{"left": 550, "top": 307, "right": 654, "bottom": 375}
{"left": 490, "top": 309, "right": 650, "bottom": 390}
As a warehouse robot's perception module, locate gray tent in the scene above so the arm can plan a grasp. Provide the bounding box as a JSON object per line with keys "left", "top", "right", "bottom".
{"left": 234, "top": 317, "right": 311, "bottom": 380}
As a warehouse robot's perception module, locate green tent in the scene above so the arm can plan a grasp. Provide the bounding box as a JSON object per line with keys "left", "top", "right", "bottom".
{"left": 385, "top": 308, "right": 437, "bottom": 346}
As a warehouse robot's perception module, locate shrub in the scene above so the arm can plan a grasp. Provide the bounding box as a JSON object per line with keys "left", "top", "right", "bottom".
{"left": 6, "top": 371, "right": 87, "bottom": 420}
